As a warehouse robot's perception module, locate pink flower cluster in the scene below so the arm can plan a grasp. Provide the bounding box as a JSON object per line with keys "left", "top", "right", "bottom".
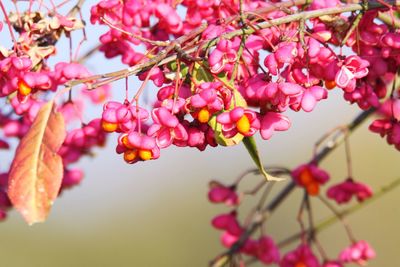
{"left": 292, "top": 163, "right": 330, "bottom": 196}
{"left": 281, "top": 244, "right": 320, "bottom": 267}
{"left": 208, "top": 181, "right": 239, "bottom": 206}
{"left": 327, "top": 178, "right": 373, "bottom": 204}
{"left": 212, "top": 211, "right": 280, "bottom": 264}
{"left": 369, "top": 99, "right": 400, "bottom": 151}
{"left": 208, "top": 182, "right": 280, "bottom": 264}
{"left": 0, "top": 46, "right": 112, "bottom": 207}
{"left": 339, "top": 240, "right": 376, "bottom": 265}
{"left": 344, "top": 10, "right": 400, "bottom": 110}
{"left": 0, "top": 55, "right": 52, "bottom": 101}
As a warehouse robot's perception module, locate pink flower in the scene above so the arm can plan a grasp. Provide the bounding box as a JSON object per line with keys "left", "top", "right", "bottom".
{"left": 189, "top": 83, "right": 225, "bottom": 123}
{"left": 264, "top": 42, "right": 298, "bottom": 75}
{"left": 259, "top": 112, "right": 291, "bottom": 140}
{"left": 264, "top": 53, "right": 279, "bottom": 75}
{"left": 59, "top": 119, "right": 107, "bottom": 165}
{"left": 139, "top": 67, "right": 165, "bottom": 87}
{"left": 309, "top": 0, "right": 341, "bottom": 10}
{"left": 59, "top": 100, "right": 84, "bottom": 124}
{"left": 209, "top": 39, "right": 237, "bottom": 74}
{"left": 220, "top": 231, "right": 239, "bottom": 248}
{"left": 292, "top": 163, "right": 330, "bottom": 196}
{"left": 343, "top": 82, "right": 380, "bottom": 110}
{"left": 323, "top": 260, "right": 343, "bottom": 267}
{"left": 275, "top": 42, "right": 298, "bottom": 65}
{"left": 271, "top": 82, "right": 304, "bottom": 112}
{"left": 116, "top": 131, "right": 160, "bottom": 163}
{"left": 101, "top": 101, "right": 149, "bottom": 133}
{"left": 281, "top": 244, "right": 321, "bottom": 267}
{"left": 208, "top": 181, "right": 239, "bottom": 206}
{"left": 216, "top": 107, "right": 260, "bottom": 138}
{"left": 174, "top": 121, "right": 217, "bottom": 151}
{"left": 254, "top": 236, "right": 280, "bottom": 264}
{"left": 19, "top": 72, "right": 53, "bottom": 91}
{"left": 369, "top": 119, "right": 400, "bottom": 151}
{"left": 212, "top": 212, "right": 242, "bottom": 236}
{"left": 378, "top": 99, "right": 400, "bottom": 120}
{"left": 335, "top": 56, "right": 369, "bottom": 92}
{"left": 62, "top": 169, "right": 84, "bottom": 190}
{"left": 291, "top": 85, "right": 328, "bottom": 112}
{"left": 83, "top": 84, "right": 111, "bottom": 104}
{"left": 327, "top": 178, "right": 373, "bottom": 204}
{"left": 339, "top": 240, "right": 375, "bottom": 265}
{"left": 54, "top": 62, "right": 90, "bottom": 85}
{"left": 155, "top": 3, "right": 182, "bottom": 34}
{"left": 148, "top": 107, "right": 188, "bottom": 148}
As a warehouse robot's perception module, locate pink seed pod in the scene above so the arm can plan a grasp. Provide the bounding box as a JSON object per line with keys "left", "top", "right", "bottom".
{"left": 102, "top": 108, "right": 118, "bottom": 123}
{"left": 264, "top": 54, "right": 279, "bottom": 75}
{"left": 211, "top": 212, "right": 242, "bottom": 236}
{"left": 116, "top": 105, "right": 132, "bottom": 123}
{"left": 274, "top": 42, "right": 297, "bottom": 64}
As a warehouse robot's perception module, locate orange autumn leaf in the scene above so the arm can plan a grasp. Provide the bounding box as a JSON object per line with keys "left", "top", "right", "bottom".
{"left": 8, "top": 100, "right": 66, "bottom": 225}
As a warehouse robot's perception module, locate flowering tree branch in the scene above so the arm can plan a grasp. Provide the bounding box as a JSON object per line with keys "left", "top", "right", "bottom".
{"left": 277, "top": 176, "right": 400, "bottom": 248}
{"left": 67, "top": 1, "right": 399, "bottom": 90}
{"left": 210, "top": 108, "right": 375, "bottom": 267}
{"left": 1, "top": 0, "right": 400, "bottom": 265}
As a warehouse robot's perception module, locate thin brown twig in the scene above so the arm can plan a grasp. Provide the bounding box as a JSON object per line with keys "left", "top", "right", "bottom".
{"left": 99, "top": 17, "right": 169, "bottom": 47}
{"left": 68, "top": 0, "right": 85, "bottom": 17}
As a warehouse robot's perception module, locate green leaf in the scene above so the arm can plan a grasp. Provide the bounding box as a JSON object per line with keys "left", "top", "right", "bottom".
{"left": 242, "top": 137, "right": 285, "bottom": 182}
{"left": 165, "top": 62, "right": 189, "bottom": 80}
{"left": 192, "top": 62, "right": 214, "bottom": 83}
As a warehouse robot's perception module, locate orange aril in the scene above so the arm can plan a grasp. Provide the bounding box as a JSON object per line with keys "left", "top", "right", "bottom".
{"left": 236, "top": 115, "right": 250, "bottom": 135}
{"left": 197, "top": 108, "right": 211, "bottom": 123}
{"left": 139, "top": 149, "right": 152, "bottom": 161}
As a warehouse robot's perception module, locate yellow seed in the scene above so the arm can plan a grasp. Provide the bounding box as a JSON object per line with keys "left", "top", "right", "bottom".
{"left": 122, "top": 135, "right": 134, "bottom": 149}
{"left": 197, "top": 108, "right": 210, "bottom": 123}
{"left": 236, "top": 115, "right": 250, "bottom": 134}
{"left": 124, "top": 150, "right": 138, "bottom": 163}
{"left": 139, "top": 150, "right": 152, "bottom": 161}
{"left": 101, "top": 120, "right": 118, "bottom": 132}
{"left": 17, "top": 80, "right": 32, "bottom": 96}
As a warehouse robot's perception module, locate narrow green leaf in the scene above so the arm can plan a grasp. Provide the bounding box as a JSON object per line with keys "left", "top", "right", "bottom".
{"left": 243, "top": 137, "right": 285, "bottom": 181}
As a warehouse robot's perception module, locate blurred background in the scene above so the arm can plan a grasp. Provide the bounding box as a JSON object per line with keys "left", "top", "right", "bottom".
{"left": 0, "top": 1, "right": 399, "bottom": 266}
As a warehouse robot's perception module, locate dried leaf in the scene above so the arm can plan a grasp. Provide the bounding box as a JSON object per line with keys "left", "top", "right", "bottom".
{"left": 8, "top": 100, "right": 66, "bottom": 225}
